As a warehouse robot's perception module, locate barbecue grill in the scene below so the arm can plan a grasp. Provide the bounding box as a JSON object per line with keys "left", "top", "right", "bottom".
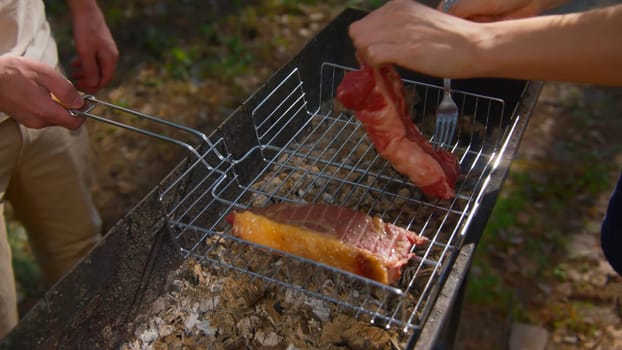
{"left": 0, "top": 7, "right": 542, "bottom": 350}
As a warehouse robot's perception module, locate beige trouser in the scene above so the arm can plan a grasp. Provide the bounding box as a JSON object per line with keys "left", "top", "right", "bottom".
{"left": 0, "top": 118, "right": 102, "bottom": 338}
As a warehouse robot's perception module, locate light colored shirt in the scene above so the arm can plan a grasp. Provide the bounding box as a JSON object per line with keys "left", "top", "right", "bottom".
{"left": 0, "top": 0, "right": 58, "bottom": 122}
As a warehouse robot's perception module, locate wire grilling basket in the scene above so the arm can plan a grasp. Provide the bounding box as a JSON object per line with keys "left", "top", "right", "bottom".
{"left": 74, "top": 61, "right": 515, "bottom": 338}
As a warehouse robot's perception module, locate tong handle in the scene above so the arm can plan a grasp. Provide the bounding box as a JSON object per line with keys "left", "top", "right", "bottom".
{"left": 69, "top": 95, "right": 226, "bottom": 168}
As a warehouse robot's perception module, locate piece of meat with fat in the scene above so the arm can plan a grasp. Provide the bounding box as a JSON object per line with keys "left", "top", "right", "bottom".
{"left": 225, "top": 203, "right": 426, "bottom": 285}
{"left": 336, "top": 55, "right": 460, "bottom": 199}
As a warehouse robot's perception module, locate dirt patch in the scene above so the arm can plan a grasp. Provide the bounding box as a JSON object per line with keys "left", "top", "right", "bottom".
{"left": 455, "top": 83, "right": 622, "bottom": 349}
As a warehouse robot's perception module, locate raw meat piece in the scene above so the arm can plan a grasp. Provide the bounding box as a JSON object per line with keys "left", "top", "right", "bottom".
{"left": 336, "top": 55, "right": 460, "bottom": 199}
{"left": 225, "top": 203, "right": 426, "bottom": 284}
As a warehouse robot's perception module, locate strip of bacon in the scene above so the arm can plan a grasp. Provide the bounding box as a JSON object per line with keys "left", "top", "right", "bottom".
{"left": 336, "top": 55, "right": 460, "bottom": 199}
{"left": 225, "top": 203, "right": 426, "bottom": 284}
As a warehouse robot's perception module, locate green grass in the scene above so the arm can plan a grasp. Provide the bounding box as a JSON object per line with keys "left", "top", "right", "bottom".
{"left": 466, "top": 263, "right": 514, "bottom": 305}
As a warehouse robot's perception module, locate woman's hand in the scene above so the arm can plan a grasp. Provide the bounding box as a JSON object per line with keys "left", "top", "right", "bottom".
{"left": 67, "top": 0, "right": 118, "bottom": 94}
{"left": 349, "top": 0, "right": 487, "bottom": 78}
{"left": 0, "top": 55, "right": 85, "bottom": 129}
{"left": 351, "top": 0, "right": 622, "bottom": 86}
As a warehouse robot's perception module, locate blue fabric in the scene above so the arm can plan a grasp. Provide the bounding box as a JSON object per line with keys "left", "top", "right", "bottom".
{"left": 602, "top": 171, "right": 622, "bottom": 276}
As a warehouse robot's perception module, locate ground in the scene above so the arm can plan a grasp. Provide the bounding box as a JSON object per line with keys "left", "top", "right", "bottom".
{"left": 6, "top": 1, "right": 622, "bottom": 349}
{"left": 455, "top": 82, "right": 622, "bottom": 349}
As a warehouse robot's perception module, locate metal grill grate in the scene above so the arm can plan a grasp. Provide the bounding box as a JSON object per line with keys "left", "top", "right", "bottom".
{"left": 75, "top": 62, "right": 514, "bottom": 336}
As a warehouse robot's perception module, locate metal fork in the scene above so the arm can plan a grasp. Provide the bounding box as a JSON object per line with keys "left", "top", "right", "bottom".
{"left": 433, "top": 78, "right": 458, "bottom": 148}
{"left": 433, "top": 0, "right": 459, "bottom": 148}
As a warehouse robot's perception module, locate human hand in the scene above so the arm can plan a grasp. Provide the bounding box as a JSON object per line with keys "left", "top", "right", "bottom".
{"left": 444, "top": 0, "right": 568, "bottom": 21}
{"left": 349, "top": 0, "right": 485, "bottom": 78}
{"left": 68, "top": 0, "right": 118, "bottom": 94}
{"left": 0, "top": 55, "right": 85, "bottom": 129}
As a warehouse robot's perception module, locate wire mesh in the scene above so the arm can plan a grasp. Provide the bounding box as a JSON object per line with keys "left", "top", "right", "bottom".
{"left": 159, "top": 62, "right": 511, "bottom": 335}
{"left": 76, "top": 62, "right": 512, "bottom": 336}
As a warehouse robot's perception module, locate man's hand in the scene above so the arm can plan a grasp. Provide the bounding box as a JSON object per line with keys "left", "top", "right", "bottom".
{"left": 0, "top": 55, "right": 85, "bottom": 129}
{"left": 67, "top": 0, "right": 118, "bottom": 94}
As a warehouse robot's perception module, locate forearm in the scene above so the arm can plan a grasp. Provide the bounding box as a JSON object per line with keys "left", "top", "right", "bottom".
{"left": 63, "top": 0, "right": 117, "bottom": 92}
{"left": 476, "top": 4, "right": 622, "bottom": 85}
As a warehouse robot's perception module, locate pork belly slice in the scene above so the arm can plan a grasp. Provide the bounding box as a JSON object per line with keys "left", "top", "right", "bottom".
{"left": 336, "top": 54, "right": 460, "bottom": 199}
{"left": 225, "top": 203, "right": 426, "bottom": 284}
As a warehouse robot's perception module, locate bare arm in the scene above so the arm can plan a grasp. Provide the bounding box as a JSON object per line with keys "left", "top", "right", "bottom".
{"left": 476, "top": 5, "right": 622, "bottom": 85}
{"left": 349, "top": 0, "right": 622, "bottom": 86}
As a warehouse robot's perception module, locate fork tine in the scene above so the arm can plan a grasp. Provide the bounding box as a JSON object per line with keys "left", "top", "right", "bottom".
{"left": 447, "top": 118, "right": 456, "bottom": 146}
{"left": 436, "top": 121, "right": 443, "bottom": 146}
{"left": 443, "top": 118, "right": 457, "bottom": 146}
{"left": 434, "top": 120, "right": 443, "bottom": 147}
{"left": 439, "top": 120, "right": 448, "bottom": 147}
{"left": 434, "top": 93, "right": 459, "bottom": 148}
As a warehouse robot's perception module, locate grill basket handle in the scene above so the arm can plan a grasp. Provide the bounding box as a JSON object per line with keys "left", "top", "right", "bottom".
{"left": 69, "top": 95, "right": 226, "bottom": 170}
